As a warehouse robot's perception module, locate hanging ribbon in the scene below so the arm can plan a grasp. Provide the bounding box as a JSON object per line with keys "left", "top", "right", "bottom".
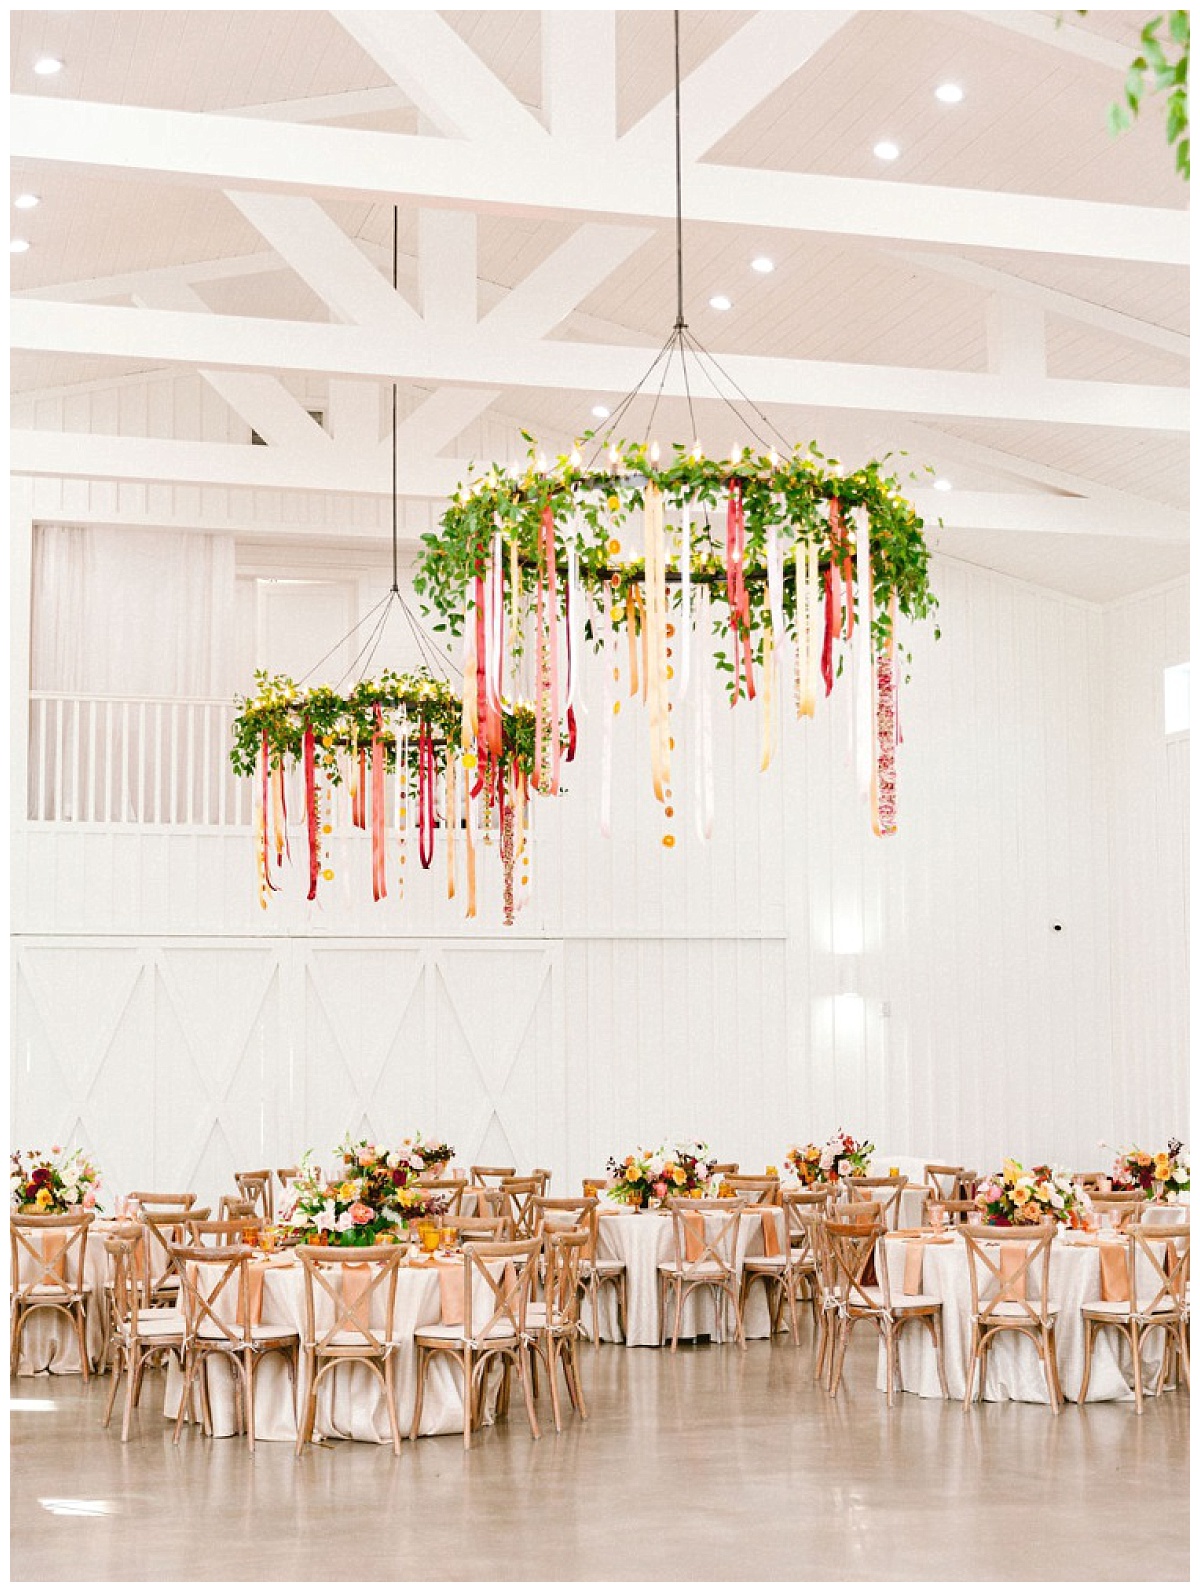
{"left": 418, "top": 722, "right": 436, "bottom": 870}
{"left": 643, "top": 483, "right": 671, "bottom": 804}
{"left": 500, "top": 780, "right": 515, "bottom": 927}
{"left": 820, "top": 562, "right": 836, "bottom": 698}
{"left": 445, "top": 758, "right": 457, "bottom": 900}
{"left": 725, "top": 482, "right": 755, "bottom": 703}
{"left": 695, "top": 591, "right": 715, "bottom": 840}
{"left": 533, "top": 503, "right": 561, "bottom": 795}
{"left": 795, "top": 541, "right": 819, "bottom": 718}
{"left": 464, "top": 778, "right": 478, "bottom": 919}
{"left": 678, "top": 503, "right": 692, "bottom": 703}
{"left": 854, "top": 506, "right": 874, "bottom": 800}
{"left": 370, "top": 704, "right": 387, "bottom": 902}
{"left": 600, "top": 590, "right": 616, "bottom": 838}
{"left": 874, "top": 594, "right": 899, "bottom": 836}
{"left": 304, "top": 723, "right": 319, "bottom": 902}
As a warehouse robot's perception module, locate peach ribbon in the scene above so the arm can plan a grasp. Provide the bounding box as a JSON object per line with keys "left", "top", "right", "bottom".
{"left": 35, "top": 1230, "right": 69, "bottom": 1287}
{"left": 643, "top": 484, "right": 671, "bottom": 803}
{"left": 1098, "top": 1241, "right": 1129, "bottom": 1303}
{"left": 998, "top": 1244, "right": 1028, "bottom": 1302}
{"left": 682, "top": 1210, "right": 706, "bottom": 1263}
{"left": 432, "top": 1258, "right": 466, "bottom": 1326}
{"left": 746, "top": 1207, "right": 781, "bottom": 1257}
{"left": 903, "top": 1241, "right": 926, "bottom": 1297}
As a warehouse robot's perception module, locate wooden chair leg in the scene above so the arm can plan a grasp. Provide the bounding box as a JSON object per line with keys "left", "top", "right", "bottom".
{"left": 244, "top": 1351, "right": 257, "bottom": 1453}
{"left": 1078, "top": 1318, "right": 1097, "bottom": 1404}
{"left": 382, "top": 1355, "right": 403, "bottom": 1456}
{"left": 829, "top": 1316, "right": 851, "bottom": 1396}
{"left": 102, "top": 1345, "right": 125, "bottom": 1428}
{"left": 409, "top": 1346, "right": 428, "bottom": 1441}
{"left": 545, "top": 1337, "right": 563, "bottom": 1434}
{"left": 671, "top": 1278, "right": 684, "bottom": 1353}
{"left": 1044, "top": 1325, "right": 1063, "bottom": 1414}
{"left": 962, "top": 1331, "right": 981, "bottom": 1411}
{"left": 1130, "top": 1320, "right": 1145, "bottom": 1415}
{"left": 517, "top": 1347, "right": 541, "bottom": 1440}
{"left": 74, "top": 1305, "right": 91, "bottom": 1382}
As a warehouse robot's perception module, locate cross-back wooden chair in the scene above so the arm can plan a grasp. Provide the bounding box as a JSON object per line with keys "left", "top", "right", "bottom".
{"left": 10, "top": 1210, "right": 96, "bottom": 1379}
{"left": 498, "top": 1178, "right": 543, "bottom": 1242}
{"left": 726, "top": 1175, "right": 781, "bottom": 1206}
{"left": 799, "top": 1209, "right": 840, "bottom": 1384}
{"left": 101, "top": 1233, "right": 184, "bottom": 1441}
{"left": 409, "top": 1237, "right": 542, "bottom": 1449}
{"left": 710, "top": 1162, "right": 740, "bottom": 1178}
{"left": 469, "top": 1165, "right": 516, "bottom": 1188}
{"left": 127, "top": 1191, "right": 196, "bottom": 1211}
{"left": 924, "top": 1164, "right": 977, "bottom": 1202}
{"left": 739, "top": 1200, "right": 804, "bottom": 1341}
{"left": 295, "top": 1245, "right": 406, "bottom": 1455}
{"left": 525, "top": 1228, "right": 589, "bottom": 1432}
{"left": 140, "top": 1209, "right": 210, "bottom": 1307}
{"left": 581, "top": 1177, "right": 611, "bottom": 1198}
{"left": 960, "top": 1223, "right": 1062, "bottom": 1412}
{"left": 528, "top": 1169, "right": 553, "bottom": 1195}
{"left": 846, "top": 1176, "right": 907, "bottom": 1230}
{"left": 1079, "top": 1224, "right": 1190, "bottom": 1413}
{"left": 1074, "top": 1171, "right": 1107, "bottom": 1191}
{"left": 234, "top": 1171, "right": 273, "bottom": 1221}
{"left": 928, "top": 1197, "right": 980, "bottom": 1228}
{"left": 824, "top": 1218, "right": 947, "bottom": 1405}
{"left": 658, "top": 1197, "right": 746, "bottom": 1352}
{"left": 419, "top": 1178, "right": 468, "bottom": 1218}
{"left": 1090, "top": 1193, "right": 1149, "bottom": 1231}
{"left": 777, "top": 1189, "right": 825, "bottom": 1333}
{"left": 534, "top": 1195, "right": 625, "bottom": 1345}
{"left": 171, "top": 1243, "right": 298, "bottom": 1452}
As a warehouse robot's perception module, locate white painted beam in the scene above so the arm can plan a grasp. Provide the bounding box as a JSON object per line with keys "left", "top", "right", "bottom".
{"left": 892, "top": 250, "right": 1189, "bottom": 359}
{"left": 541, "top": 11, "right": 616, "bottom": 144}
{"left": 622, "top": 10, "right": 856, "bottom": 161}
{"left": 11, "top": 429, "right": 1187, "bottom": 543}
{"left": 418, "top": 210, "right": 478, "bottom": 330}
{"left": 224, "top": 191, "right": 421, "bottom": 327}
{"left": 390, "top": 387, "right": 502, "bottom": 458}
{"left": 132, "top": 279, "right": 332, "bottom": 450}
{"left": 11, "top": 96, "right": 1189, "bottom": 265}
{"left": 334, "top": 11, "right": 546, "bottom": 143}
{"left": 232, "top": 86, "right": 415, "bottom": 124}
{"left": 327, "top": 379, "right": 382, "bottom": 449}
{"left": 479, "top": 223, "right": 655, "bottom": 339}
{"left": 11, "top": 298, "right": 1188, "bottom": 432}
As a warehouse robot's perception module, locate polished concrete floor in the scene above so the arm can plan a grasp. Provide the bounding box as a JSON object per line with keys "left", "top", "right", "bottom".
{"left": 11, "top": 1330, "right": 1190, "bottom": 1583}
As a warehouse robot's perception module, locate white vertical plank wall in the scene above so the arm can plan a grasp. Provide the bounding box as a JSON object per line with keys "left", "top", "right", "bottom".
{"left": 10, "top": 552, "right": 1188, "bottom": 1202}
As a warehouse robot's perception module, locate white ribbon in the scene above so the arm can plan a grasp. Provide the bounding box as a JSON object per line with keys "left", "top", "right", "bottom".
{"left": 678, "top": 502, "right": 692, "bottom": 704}
{"left": 600, "top": 591, "right": 615, "bottom": 838}
{"left": 693, "top": 590, "right": 715, "bottom": 841}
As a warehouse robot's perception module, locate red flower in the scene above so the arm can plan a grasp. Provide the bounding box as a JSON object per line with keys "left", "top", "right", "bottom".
{"left": 30, "top": 1168, "right": 52, "bottom": 1186}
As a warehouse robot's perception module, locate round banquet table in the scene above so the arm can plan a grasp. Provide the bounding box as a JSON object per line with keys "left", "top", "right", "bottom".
{"left": 587, "top": 1204, "right": 788, "bottom": 1347}
{"left": 163, "top": 1252, "right": 486, "bottom": 1443}
{"left": 874, "top": 1229, "right": 1174, "bottom": 1404}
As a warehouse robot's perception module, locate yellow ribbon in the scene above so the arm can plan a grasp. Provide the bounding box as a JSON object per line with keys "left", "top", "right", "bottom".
{"left": 643, "top": 485, "right": 671, "bottom": 803}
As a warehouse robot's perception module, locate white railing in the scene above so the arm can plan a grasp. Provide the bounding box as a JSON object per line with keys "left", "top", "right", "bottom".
{"left": 27, "top": 693, "right": 252, "bottom": 826}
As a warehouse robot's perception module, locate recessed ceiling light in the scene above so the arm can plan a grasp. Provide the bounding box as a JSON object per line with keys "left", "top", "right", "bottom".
{"left": 750, "top": 256, "right": 774, "bottom": 274}
{"left": 33, "top": 56, "right": 64, "bottom": 76}
{"left": 14, "top": 194, "right": 40, "bottom": 211}
{"left": 935, "top": 83, "right": 965, "bottom": 105}
{"left": 10, "top": 238, "right": 30, "bottom": 254}
{"left": 709, "top": 294, "right": 732, "bottom": 311}
{"left": 873, "top": 141, "right": 900, "bottom": 162}
{"left": 591, "top": 404, "right": 610, "bottom": 419}
{"left": 40, "top": 1499, "right": 117, "bottom": 1517}
{"left": 933, "top": 478, "right": 952, "bottom": 492}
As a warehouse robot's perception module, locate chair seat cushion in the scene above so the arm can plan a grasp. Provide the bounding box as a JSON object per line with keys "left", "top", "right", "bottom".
{"left": 413, "top": 1322, "right": 518, "bottom": 1346}
{"left": 743, "top": 1256, "right": 788, "bottom": 1271}
{"left": 850, "top": 1286, "right": 942, "bottom": 1311}
{"left": 658, "top": 1262, "right": 729, "bottom": 1279}
{"left": 125, "top": 1310, "right": 184, "bottom": 1338}
{"left": 1082, "top": 1298, "right": 1180, "bottom": 1318}
{"left": 19, "top": 1285, "right": 85, "bottom": 1301}
{"left": 197, "top": 1323, "right": 297, "bottom": 1343}
{"left": 587, "top": 1260, "right": 625, "bottom": 1277}
{"left": 977, "top": 1302, "right": 1060, "bottom": 1320}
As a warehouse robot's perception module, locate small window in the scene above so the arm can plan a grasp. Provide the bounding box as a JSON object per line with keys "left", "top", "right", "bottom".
{"left": 1164, "top": 662, "right": 1190, "bottom": 735}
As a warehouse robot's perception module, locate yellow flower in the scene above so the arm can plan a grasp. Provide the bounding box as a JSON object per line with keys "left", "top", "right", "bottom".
{"left": 672, "top": 1168, "right": 687, "bottom": 1186}
{"left": 1154, "top": 1156, "right": 1171, "bottom": 1178}
{"left": 338, "top": 1181, "right": 357, "bottom": 1200}
{"left": 1012, "top": 1185, "right": 1031, "bottom": 1205}
{"left": 35, "top": 1187, "right": 52, "bottom": 1208}
{"left": 1002, "top": 1159, "right": 1022, "bottom": 1182}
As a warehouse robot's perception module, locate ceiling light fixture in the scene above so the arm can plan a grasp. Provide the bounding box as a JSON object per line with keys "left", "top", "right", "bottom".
{"left": 873, "top": 141, "right": 900, "bottom": 161}
{"left": 709, "top": 294, "right": 732, "bottom": 311}
{"left": 33, "top": 56, "right": 64, "bottom": 75}
{"left": 935, "top": 83, "right": 964, "bottom": 104}
{"left": 750, "top": 256, "right": 775, "bottom": 274}
{"left": 10, "top": 239, "right": 30, "bottom": 254}
{"left": 14, "top": 194, "right": 40, "bottom": 211}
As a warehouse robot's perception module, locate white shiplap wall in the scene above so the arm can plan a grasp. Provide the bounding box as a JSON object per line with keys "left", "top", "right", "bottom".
{"left": 1102, "top": 578, "right": 1189, "bottom": 1145}
{"left": 13, "top": 536, "right": 1180, "bottom": 1201}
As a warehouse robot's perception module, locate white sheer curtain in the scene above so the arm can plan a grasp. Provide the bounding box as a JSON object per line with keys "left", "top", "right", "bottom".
{"left": 29, "top": 526, "right": 237, "bottom": 821}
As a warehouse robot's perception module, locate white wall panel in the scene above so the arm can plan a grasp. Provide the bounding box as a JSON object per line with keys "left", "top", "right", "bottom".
{"left": 11, "top": 557, "right": 1188, "bottom": 1199}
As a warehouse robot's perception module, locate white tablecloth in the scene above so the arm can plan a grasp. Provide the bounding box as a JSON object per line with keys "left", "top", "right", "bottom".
{"left": 875, "top": 1231, "right": 1170, "bottom": 1403}
{"left": 164, "top": 1254, "right": 482, "bottom": 1443}
{"left": 588, "top": 1206, "right": 787, "bottom": 1347}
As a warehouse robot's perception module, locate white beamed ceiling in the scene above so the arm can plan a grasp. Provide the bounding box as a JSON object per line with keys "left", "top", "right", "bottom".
{"left": 9, "top": 6, "right": 1190, "bottom": 603}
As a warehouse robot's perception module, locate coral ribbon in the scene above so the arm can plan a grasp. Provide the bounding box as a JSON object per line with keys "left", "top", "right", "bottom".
{"left": 820, "top": 563, "right": 835, "bottom": 698}
{"left": 418, "top": 723, "right": 435, "bottom": 870}
{"left": 304, "top": 723, "right": 319, "bottom": 902}
{"left": 533, "top": 504, "right": 561, "bottom": 796}
{"left": 445, "top": 758, "right": 457, "bottom": 901}
{"left": 370, "top": 705, "right": 387, "bottom": 901}
{"left": 725, "top": 483, "right": 755, "bottom": 702}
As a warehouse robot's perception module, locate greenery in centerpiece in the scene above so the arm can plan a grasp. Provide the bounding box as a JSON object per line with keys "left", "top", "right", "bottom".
{"left": 10, "top": 1147, "right": 102, "bottom": 1214}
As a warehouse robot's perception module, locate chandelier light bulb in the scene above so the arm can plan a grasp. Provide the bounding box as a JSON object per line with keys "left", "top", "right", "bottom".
{"left": 650, "top": 440, "right": 660, "bottom": 464}
{"left": 34, "top": 56, "right": 63, "bottom": 75}
{"left": 608, "top": 445, "right": 619, "bottom": 468}
{"left": 14, "top": 194, "right": 40, "bottom": 211}
{"left": 692, "top": 441, "right": 702, "bottom": 459}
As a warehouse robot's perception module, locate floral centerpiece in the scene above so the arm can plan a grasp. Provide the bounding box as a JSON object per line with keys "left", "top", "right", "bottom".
{"left": 785, "top": 1131, "right": 875, "bottom": 1185}
{"left": 11, "top": 1147, "right": 102, "bottom": 1214}
{"left": 606, "top": 1141, "right": 717, "bottom": 1208}
{"left": 278, "top": 1141, "right": 445, "bottom": 1247}
{"left": 404, "top": 1134, "right": 456, "bottom": 1177}
{"left": 974, "top": 1160, "right": 1084, "bottom": 1227}
{"left": 1110, "top": 1139, "right": 1189, "bottom": 1198}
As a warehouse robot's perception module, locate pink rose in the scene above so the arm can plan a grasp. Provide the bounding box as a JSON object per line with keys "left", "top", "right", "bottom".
{"left": 359, "top": 1148, "right": 377, "bottom": 1167}
{"left": 82, "top": 1191, "right": 96, "bottom": 1208}
{"left": 348, "top": 1201, "right": 375, "bottom": 1225}
{"left": 653, "top": 1181, "right": 668, "bottom": 1199}
{"left": 50, "top": 1145, "right": 62, "bottom": 1155}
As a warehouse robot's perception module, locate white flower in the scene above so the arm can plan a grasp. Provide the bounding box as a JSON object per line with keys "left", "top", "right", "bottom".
{"left": 314, "top": 1206, "right": 337, "bottom": 1233}
{"left": 837, "top": 1159, "right": 851, "bottom": 1178}
{"left": 819, "top": 1149, "right": 835, "bottom": 1170}
{"left": 334, "top": 1209, "right": 355, "bottom": 1232}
